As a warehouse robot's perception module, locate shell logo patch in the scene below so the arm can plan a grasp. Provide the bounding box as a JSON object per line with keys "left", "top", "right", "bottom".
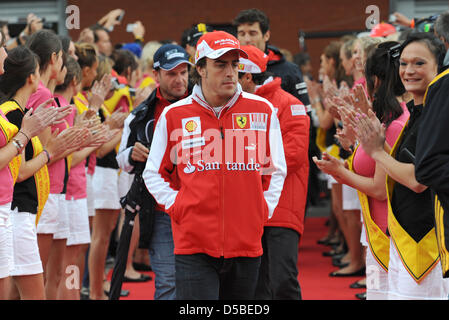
{"left": 185, "top": 120, "right": 198, "bottom": 133}
{"left": 182, "top": 117, "right": 201, "bottom": 136}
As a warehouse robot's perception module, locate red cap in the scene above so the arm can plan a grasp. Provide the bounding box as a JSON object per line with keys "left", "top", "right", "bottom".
{"left": 195, "top": 31, "right": 248, "bottom": 64}
{"left": 370, "top": 23, "right": 396, "bottom": 37}
{"left": 238, "top": 45, "right": 269, "bottom": 74}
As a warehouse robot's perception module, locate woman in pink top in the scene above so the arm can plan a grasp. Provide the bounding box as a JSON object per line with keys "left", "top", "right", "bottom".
{"left": 0, "top": 45, "right": 77, "bottom": 300}
{"left": 313, "top": 41, "right": 410, "bottom": 299}
{"left": 26, "top": 30, "right": 88, "bottom": 299}
{"left": 0, "top": 31, "right": 65, "bottom": 299}
{"left": 55, "top": 56, "right": 110, "bottom": 300}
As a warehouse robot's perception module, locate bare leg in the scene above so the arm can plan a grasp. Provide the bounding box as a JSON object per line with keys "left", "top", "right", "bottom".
{"left": 330, "top": 183, "right": 346, "bottom": 254}
{"left": 45, "top": 238, "right": 67, "bottom": 300}
{"left": 0, "top": 277, "right": 9, "bottom": 299}
{"left": 37, "top": 234, "right": 53, "bottom": 283}
{"left": 88, "top": 209, "right": 119, "bottom": 300}
{"left": 58, "top": 244, "right": 82, "bottom": 300}
{"left": 12, "top": 274, "right": 45, "bottom": 300}
{"left": 125, "top": 214, "right": 141, "bottom": 279}
{"left": 334, "top": 210, "right": 364, "bottom": 274}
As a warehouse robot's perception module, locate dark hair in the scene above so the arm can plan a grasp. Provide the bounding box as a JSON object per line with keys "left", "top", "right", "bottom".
{"left": 59, "top": 35, "right": 72, "bottom": 54}
{"left": 400, "top": 32, "right": 446, "bottom": 73}
{"left": 341, "top": 38, "right": 355, "bottom": 60}
{"left": 0, "top": 30, "right": 5, "bottom": 47}
{"left": 323, "top": 41, "right": 347, "bottom": 86}
{"left": 89, "top": 24, "right": 109, "bottom": 43}
{"left": 238, "top": 70, "right": 273, "bottom": 85}
{"left": 110, "top": 49, "right": 138, "bottom": 76}
{"left": 0, "top": 46, "right": 39, "bottom": 104}
{"left": 26, "top": 29, "right": 62, "bottom": 72}
{"left": 75, "top": 42, "right": 97, "bottom": 69}
{"left": 190, "top": 58, "right": 206, "bottom": 85}
{"left": 293, "top": 52, "right": 310, "bottom": 68}
{"left": 365, "top": 41, "right": 405, "bottom": 127}
{"left": 233, "top": 8, "right": 270, "bottom": 35}
{"left": 55, "top": 56, "right": 81, "bottom": 92}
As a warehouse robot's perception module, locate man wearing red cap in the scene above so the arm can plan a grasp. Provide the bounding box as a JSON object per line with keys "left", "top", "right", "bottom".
{"left": 238, "top": 45, "right": 310, "bottom": 299}
{"left": 143, "top": 31, "right": 286, "bottom": 300}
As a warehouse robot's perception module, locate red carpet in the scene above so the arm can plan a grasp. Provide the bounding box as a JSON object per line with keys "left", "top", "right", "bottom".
{"left": 298, "top": 217, "right": 363, "bottom": 300}
{"left": 109, "top": 217, "right": 364, "bottom": 300}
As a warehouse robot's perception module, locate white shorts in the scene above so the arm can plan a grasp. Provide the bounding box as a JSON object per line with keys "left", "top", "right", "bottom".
{"left": 10, "top": 208, "right": 43, "bottom": 276}
{"left": 86, "top": 171, "right": 95, "bottom": 217}
{"left": 360, "top": 220, "right": 368, "bottom": 247}
{"left": 326, "top": 174, "right": 338, "bottom": 189}
{"left": 36, "top": 193, "right": 61, "bottom": 234}
{"left": 0, "top": 203, "right": 13, "bottom": 279}
{"left": 366, "top": 246, "right": 389, "bottom": 300}
{"left": 118, "top": 171, "right": 134, "bottom": 199}
{"left": 387, "top": 239, "right": 449, "bottom": 300}
{"left": 66, "top": 197, "right": 91, "bottom": 246}
{"left": 92, "top": 166, "right": 121, "bottom": 210}
{"left": 54, "top": 195, "right": 69, "bottom": 240}
{"left": 342, "top": 184, "right": 361, "bottom": 211}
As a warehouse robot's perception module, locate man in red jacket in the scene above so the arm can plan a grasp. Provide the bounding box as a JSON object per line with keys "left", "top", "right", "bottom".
{"left": 143, "top": 31, "right": 287, "bottom": 300}
{"left": 238, "top": 45, "right": 310, "bottom": 299}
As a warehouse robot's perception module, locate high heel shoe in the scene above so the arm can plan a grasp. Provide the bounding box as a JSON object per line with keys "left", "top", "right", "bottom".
{"left": 329, "top": 267, "right": 366, "bottom": 277}
{"left": 355, "top": 291, "right": 366, "bottom": 300}
{"left": 349, "top": 280, "right": 366, "bottom": 289}
{"left": 332, "top": 258, "right": 349, "bottom": 268}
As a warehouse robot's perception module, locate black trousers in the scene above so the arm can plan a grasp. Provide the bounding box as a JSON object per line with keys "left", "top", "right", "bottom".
{"left": 175, "top": 253, "right": 261, "bottom": 300}
{"left": 255, "top": 226, "right": 302, "bottom": 300}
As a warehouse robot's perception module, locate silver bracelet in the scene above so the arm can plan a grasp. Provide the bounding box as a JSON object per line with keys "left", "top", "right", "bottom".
{"left": 12, "top": 139, "right": 23, "bottom": 154}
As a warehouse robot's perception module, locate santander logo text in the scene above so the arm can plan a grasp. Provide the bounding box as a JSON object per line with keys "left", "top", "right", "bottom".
{"left": 183, "top": 159, "right": 261, "bottom": 174}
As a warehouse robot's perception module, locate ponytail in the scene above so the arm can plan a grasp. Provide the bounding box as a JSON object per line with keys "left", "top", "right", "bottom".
{"left": 365, "top": 41, "right": 405, "bottom": 127}
{"left": 0, "top": 46, "right": 39, "bottom": 104}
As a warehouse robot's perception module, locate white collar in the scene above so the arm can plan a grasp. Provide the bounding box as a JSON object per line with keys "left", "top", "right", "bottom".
{"left": 192, "top": 83, "right": 242, "bottom": 118}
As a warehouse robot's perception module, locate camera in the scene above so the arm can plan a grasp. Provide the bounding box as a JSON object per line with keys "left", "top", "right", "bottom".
{"left": 414, "top": 14, "right": 439, "bottom": 33}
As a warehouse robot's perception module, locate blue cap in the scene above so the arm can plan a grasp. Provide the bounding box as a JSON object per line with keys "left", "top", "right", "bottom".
{"left": 153, "top": 44, "right": 193, "bottom": 70}
{"left": 122, "top": 43, "right": 142, "bottom": 58}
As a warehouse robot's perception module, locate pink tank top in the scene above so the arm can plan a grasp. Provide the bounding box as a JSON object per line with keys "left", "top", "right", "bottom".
{"left": 27, "top": 84, "right": 68, "bottom": 194}
{"left": 352, "top": 102, "right": 409, "bottom": 233}
{"left": 0, "top": 111, "right": 14, "bottom": 205}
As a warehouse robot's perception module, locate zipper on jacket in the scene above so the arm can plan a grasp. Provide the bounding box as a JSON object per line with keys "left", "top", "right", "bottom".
{"left": 219, "top": 118, "right": 225, "bottom": 257}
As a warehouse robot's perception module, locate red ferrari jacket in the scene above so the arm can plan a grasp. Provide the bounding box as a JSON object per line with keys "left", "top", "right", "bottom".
{"left": 255, "top": 77, "right": 310, "bottom": 235}
{"left": 143, "top": 84, "right": 287, "bottom": 258}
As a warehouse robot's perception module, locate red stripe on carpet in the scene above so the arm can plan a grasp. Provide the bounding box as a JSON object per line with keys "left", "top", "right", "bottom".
{"left": 110, "top": 217, "right": 363, "bottom": 300}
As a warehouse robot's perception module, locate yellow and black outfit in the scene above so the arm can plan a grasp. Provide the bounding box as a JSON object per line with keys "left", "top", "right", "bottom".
{"left": 415, "top": 67, "right": 449, "bottom": 278}
{"left": 387, "top": 100, "right": 439, "bottom": 281}
{"left": 0, "top": 100, "right": 50, "bottom": 223}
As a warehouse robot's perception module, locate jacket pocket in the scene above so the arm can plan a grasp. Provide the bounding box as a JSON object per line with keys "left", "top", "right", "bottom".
{"left": 171, "top": 187, "right": 185, "bottom": 224}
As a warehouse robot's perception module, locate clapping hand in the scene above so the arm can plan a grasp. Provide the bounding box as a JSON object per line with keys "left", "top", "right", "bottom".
{"left": 21, "top": 99, "right": 58, "bottom": 138}
{"left": 352, "top": 84, "right": 372, "bottom": 116}
{"left": 89, "top": 73, "right": 113, "bottom": 111}
{"left": 312, "top": 152, "right": 345, "bottom": 179}
{"left": 105, "top": 109, "right": 128, "bottom": 130}
{"left": 354, "top": 109, "right": 386, "bottom": 158}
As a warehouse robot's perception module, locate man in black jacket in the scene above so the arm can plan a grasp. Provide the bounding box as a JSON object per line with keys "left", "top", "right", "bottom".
{"left": 116, "top": 44, "right": 192, "bottom": 299}
{"left": 415, "top": 66, "right": 449, "bottom": 278}
{"left": 233, "top": 8, "right": 310, "bottom": 107}
{"left": 234, "top": 8, "right": 323, "bottom": 208}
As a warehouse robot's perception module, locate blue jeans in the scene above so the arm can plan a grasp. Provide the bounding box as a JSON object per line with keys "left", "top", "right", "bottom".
{"left": 175, "top": 253, "right": 261, "bottom": 300}
{"left": 148, "top": 211, "right": 176, "bottom": 300}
